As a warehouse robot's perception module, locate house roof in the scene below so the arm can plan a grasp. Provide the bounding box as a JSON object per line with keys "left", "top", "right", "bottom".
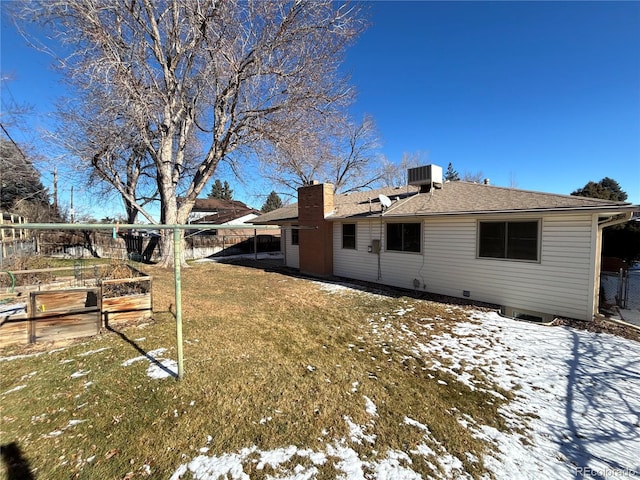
{"left": 254, "top": 181, "right": 636, "bottom": 224}
{"left": 197, "top": 211, "right": 259, "bottom": 225}
{"left": 190, "top": 198, "right": 255, "bottom": 213}
{"left": 186, "top": 198, "right": 261, "bottom": 224}
{"left": 253, "top": 203, "right": 299, "bottom": 224}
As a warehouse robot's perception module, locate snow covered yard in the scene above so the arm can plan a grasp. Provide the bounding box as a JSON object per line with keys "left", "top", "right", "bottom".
{"left": 1, "top": 263, "right": 639, "bottom": 479}
{"left": 171, "top": 283, "right": 640, "bottom": 479}
{"left": 419, "top": 312, "right": 640, "bottom": 479}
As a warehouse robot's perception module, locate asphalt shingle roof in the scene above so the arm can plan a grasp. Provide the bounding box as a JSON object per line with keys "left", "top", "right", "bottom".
{"left": 254, "top": 181, "right": 635, "bottom": 224}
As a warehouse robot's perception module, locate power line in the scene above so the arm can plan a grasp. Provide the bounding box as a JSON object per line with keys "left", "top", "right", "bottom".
{"left": 0, "top": 122, "right": 30, "bottom": 163}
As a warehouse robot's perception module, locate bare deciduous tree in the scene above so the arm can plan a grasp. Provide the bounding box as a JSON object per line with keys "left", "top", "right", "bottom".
{"left": 0, "top": 77, "right": 55, "bottom": 220}
{"left": 257, "top": 110, "right": 335, "bottom": 195}
{"left": 328, "top": 115, "right": 382, "bottom": 194}
{"left": 261, "top": 114, "right": 382, "bottom": 195}
{"left": 16, "top": 0, "right": 366, "bottom": 266}
{"left": 379, "top": 151, "right": 426, "bottom": 188}
{"left": 54, "top": 86, "right": 159, "bottom": 225}
{"left": 462, "top": 170, "right": 486, "bottom": 183}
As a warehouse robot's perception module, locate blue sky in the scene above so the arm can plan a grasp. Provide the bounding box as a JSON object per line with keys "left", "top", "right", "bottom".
{"left": 345, "top": 1, "right": 639, "bottom": 203}
{"left": 1, "top": 1, "right": 639, "bottom": 219}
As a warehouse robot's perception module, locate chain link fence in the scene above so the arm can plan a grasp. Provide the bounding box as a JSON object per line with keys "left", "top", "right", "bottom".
{"left": 1, "top": 218, "right": 281, "bottom": 269}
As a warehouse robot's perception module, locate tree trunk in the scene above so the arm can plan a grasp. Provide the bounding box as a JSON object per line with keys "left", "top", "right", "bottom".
{"left": 24, "top": 0, "right": 366, "bottom": 261}
{"left": 156, "top": 135, "right": 184, "bottom": 268}
{"left": 158, "top": 228, "right": 184, "bottom": 268}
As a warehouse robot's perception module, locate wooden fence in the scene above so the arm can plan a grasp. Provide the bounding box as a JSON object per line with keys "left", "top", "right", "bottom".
{"left": 0, "top": 212, "right": 34, "bottom": 264}
{"left": 0, "top": 212, "right": 29, "bottom": 242}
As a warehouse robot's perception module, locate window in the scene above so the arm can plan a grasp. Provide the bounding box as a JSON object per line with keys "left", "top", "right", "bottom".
{"left": 342, "top": 223, "right": 356, "bottom": 249}
{"left": 386, "top": 223, "right": 421, "bottom": 252}
{"left": 291, "top": 226, "right": 299, "bottom": 246}
{"left": 478, "top": 220, "right": 539, "bottom": 261}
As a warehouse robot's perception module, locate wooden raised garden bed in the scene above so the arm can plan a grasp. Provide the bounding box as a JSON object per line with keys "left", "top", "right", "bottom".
{"left": 0, "top": 264, "right": 152, "bottom": 348}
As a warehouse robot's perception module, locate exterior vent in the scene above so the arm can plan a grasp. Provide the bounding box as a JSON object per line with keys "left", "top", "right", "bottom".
{"left": 500, "top": 306, "right": 555, "bottom": 324}
{"left": 408, "top": 164, "right": 443, "bottom": 190}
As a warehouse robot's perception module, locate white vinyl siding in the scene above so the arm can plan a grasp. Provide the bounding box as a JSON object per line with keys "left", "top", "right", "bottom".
{"left": 333, "top": 214, "right": 597, "bottom": 321}
{"left": 333, "top": 220, "right": 380, "bottom": 281}
{"left": 333, "top": 219, "right": 428, "bottom": 291}
{"left": 284, "top": 224, "right": 299, "bottom": 269}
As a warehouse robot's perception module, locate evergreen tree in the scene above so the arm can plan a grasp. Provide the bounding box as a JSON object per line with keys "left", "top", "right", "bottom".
{"left": 207, "top": 179, "right": 233, "bottom": 200}
{"left": 571, "top": 177, "right": 639, "bottom": 264}
{"left": 444, "top": 162, "right": 460, "bottom": 181}
{"left": 261, "top": 191, "right": 283, "bottom": 213}
{"left": 0, "top": 138, "right": 50, "bottom": 211}
{"left": 571, "top": 177, "right": 627, "bottom": 202}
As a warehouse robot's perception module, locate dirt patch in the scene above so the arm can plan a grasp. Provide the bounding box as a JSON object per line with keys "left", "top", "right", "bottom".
{"left": 552, "top": 316, "right": 640, "bottom": 342}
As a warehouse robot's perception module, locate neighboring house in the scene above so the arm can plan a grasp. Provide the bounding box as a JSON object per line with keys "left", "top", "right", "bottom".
{"left": 186, "top": 198, "right": 262, "bottom": 227}
{"left": 255, "top": 165, "right": 637, "bottom": 322}
{"left": 183, "top": 198, "right": 280, "bottom": 256}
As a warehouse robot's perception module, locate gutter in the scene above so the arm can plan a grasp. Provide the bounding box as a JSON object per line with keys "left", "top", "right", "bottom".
{"left": 324, "top": 204, "right": 638, "bottom": 221}
{"left": 254, "top": 202, "right": 638, "bottom": 224}
{"left": 598, "top": 212, "right": 633, "bottom": 229}
{"left": 408, "top": 204, "right": 638, "bottom": 217}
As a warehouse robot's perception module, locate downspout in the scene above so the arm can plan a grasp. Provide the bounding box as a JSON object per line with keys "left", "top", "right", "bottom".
{"left": 283, "top": 225, "right": 287, "bottom": 265}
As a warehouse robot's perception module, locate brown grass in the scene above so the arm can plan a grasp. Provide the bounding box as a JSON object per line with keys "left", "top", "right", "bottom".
{"left": 0, "top": 261, "right": 515, "bottom": 479}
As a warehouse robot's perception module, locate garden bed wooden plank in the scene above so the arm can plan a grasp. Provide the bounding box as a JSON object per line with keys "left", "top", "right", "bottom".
{"left": 0, "top": 294, "right": 29, "bottom": 347}
{"left": 0, "top": 318, "right": 29, "bottom": 347}
{"left": 102, "top": 294, "right": 152, "bottom": 326}
{"left": 0, "top": 266, "right": 152, "bottom": 347}
{"left": 29, "top": 289, "right": 101, "bottom": 343}
{"left": 33, "top": 312, "right": 100, "bottom": 343}
{"left": 31, "top": 289, "right": 100, "bottom": 315}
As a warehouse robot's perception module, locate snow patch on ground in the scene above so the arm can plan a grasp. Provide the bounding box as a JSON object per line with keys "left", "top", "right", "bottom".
{"left": 411, "top": 309, "right": 640, "bottom": 479}
{"left": 121, "top": 347, "right": 178, "bottom": 378}
{"left": 120, "top": 347, "right": 168, "bottom": 366}
{"left": 2, "top": 384, "right": 27, "bottom": 395}
{"left": 363, "top": 395, "right": 377, "bottom": 417}
{"left": 147, "top": 358, "right": 179, "bottom": 379}
{"left": 0, "top": 347, "right": 67, "bottom": 363}
{"left": 170, "top": 281, "right": 640, "bottom": 479}
{"left": 78, "top": 347, "right": 111, "bottom": 357}
{"left": 171, "top": 437, "right": 451, "bottom": 480}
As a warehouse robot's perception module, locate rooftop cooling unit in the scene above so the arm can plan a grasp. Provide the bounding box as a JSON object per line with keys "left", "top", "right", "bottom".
{"left": 408, "top": 164, "right": 443, "bottom": 191}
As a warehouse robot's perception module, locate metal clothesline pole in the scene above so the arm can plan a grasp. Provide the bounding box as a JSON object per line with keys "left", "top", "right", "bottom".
{"left": 173, "top": 227, "right": 184, "bottom": 380}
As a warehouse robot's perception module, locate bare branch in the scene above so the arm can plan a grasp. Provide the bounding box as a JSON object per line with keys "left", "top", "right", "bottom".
{"left": 14, "top": 0, "right": 367, "bottom": 265}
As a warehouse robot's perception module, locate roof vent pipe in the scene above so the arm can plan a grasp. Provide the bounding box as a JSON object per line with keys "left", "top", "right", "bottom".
{"left": 484, "top": 178, "right": 490, "bottom": 185}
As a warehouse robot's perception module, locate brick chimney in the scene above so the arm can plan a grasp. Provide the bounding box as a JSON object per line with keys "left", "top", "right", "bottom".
{"left": 298, "top": 183, "right": 334, "bottom": 277}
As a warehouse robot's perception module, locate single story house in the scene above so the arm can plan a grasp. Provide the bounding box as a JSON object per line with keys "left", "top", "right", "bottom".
{"left": 185, "top": 197, "right": 278, "bottom": 237}
{"left": 255, "top": 165, "right": 637, "bottom": 322}
{"left": 186, "top": 198, "right": 262, "bottom": 226}
{"left": 181, "top": 198, "right": 281, "bottom": 255}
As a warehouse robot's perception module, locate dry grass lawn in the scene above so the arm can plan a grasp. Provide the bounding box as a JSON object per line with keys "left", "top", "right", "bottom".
{"left": 1, "top": 260, "right": 514, "bottom": 479}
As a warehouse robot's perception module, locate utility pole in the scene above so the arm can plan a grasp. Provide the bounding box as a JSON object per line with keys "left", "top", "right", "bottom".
{"left": 53, "top": 167, "right": 58, "bottom": 215}
{"left": 70, "top": 186, "right": 74, "bottom": 223}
